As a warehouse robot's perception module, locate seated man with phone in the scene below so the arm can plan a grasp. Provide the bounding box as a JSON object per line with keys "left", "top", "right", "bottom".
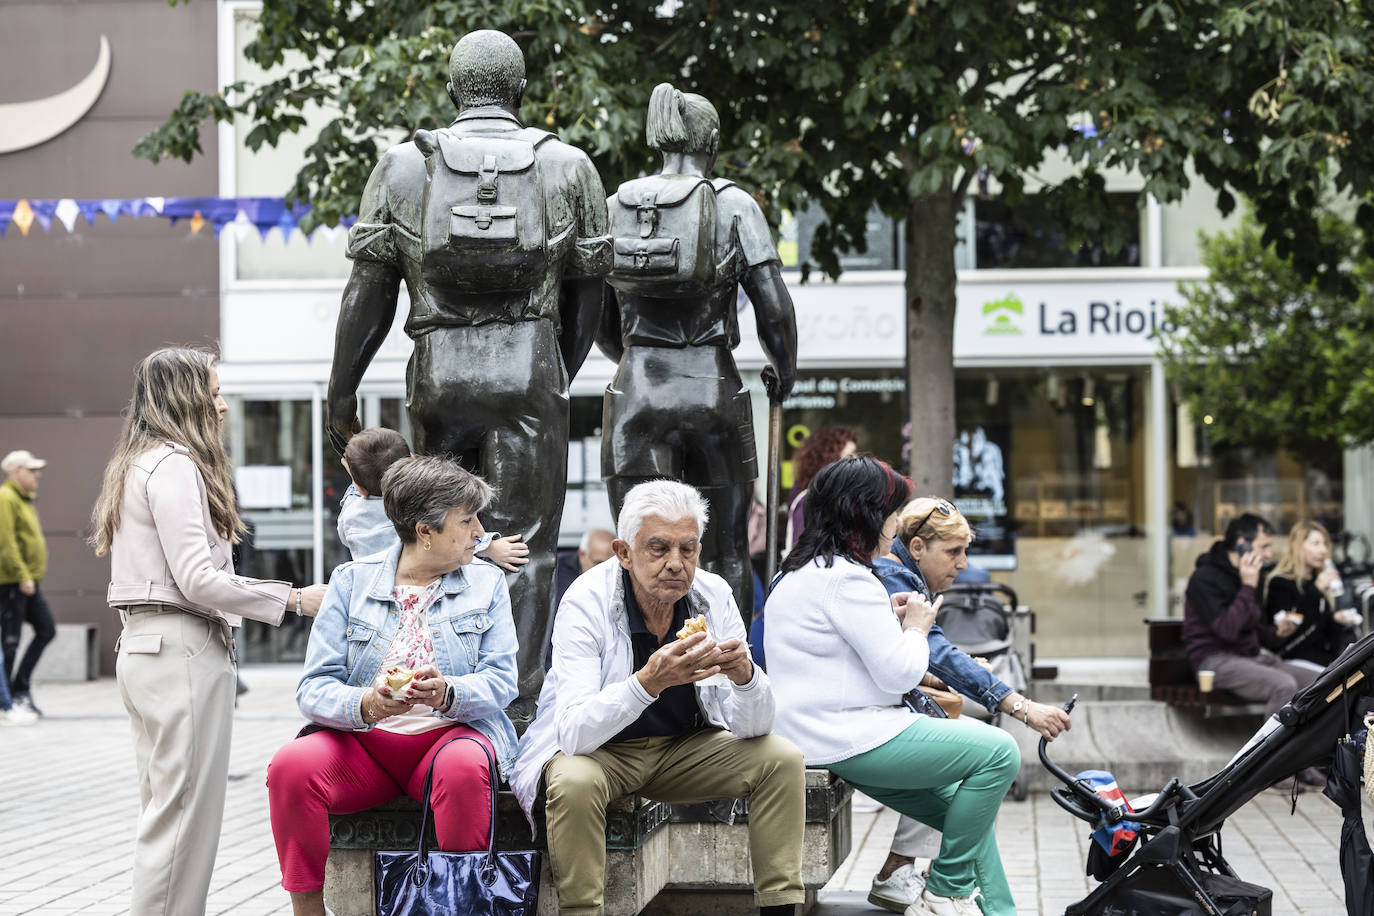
{"left": 1181, "top": 513, "right": 1318, "bottom": 720}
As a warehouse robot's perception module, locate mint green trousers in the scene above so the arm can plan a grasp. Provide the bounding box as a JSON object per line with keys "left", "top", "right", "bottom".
{"left": 827, "top": 716, "right": 1020, "bottom": 915}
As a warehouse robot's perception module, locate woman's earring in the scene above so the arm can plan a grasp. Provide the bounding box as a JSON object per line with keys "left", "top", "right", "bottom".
{"left": 423, "top": 539, "right": 432, "bottom": 551}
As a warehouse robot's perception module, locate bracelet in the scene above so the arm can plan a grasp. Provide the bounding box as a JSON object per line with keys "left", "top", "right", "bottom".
{"left": 1010, "top": 696, "right": 1031, "bottom": 724}
{"left": 295, "top": 588, "right": 303, "bottom": 615}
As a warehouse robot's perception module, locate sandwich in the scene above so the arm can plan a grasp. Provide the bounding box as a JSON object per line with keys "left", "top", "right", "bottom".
{"left": 384, "top": 666, "right": 414, "bottom": 692}
{"left": 676, "top": 614, "right": 708, "bottom": 640}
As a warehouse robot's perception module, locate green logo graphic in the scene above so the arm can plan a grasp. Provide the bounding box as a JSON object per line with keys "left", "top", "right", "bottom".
{"left": 982, "top": 294, "right": 1024, "bottom": 336}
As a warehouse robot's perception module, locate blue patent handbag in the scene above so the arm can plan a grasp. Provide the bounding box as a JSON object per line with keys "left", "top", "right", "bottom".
{"left": 374, "top": 734, "right": 541, "bottom": 915}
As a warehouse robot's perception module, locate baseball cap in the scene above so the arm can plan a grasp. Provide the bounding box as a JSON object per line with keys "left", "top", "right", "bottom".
{"left": 1, "top": 450, "right": 47, "bottom": 475}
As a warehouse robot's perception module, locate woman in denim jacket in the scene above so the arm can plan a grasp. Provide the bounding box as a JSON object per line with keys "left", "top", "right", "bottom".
{"left": 862, "top": 496, "right": 1071, "bottom": 913}
{"left": 267, "top": 456, "right": 519, "bottom": 916}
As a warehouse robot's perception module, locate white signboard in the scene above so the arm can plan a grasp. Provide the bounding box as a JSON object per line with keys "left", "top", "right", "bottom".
{"left": 218, "top": 271, "right": 1190, "bottom": 389}
{"left": 955, "top": 277, "right": 1182, "bottom": 362}
{"left": 235, "top": 465, "right": 293, "bottom": 509}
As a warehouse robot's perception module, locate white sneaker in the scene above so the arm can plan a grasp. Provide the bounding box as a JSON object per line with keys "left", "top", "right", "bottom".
{"left": 869, "top": 863, "right": 928, "bottom": 912}
{"left": 0, "top": 706, "right": 38, "bottom": 727}
{"left": 905, "top": 889, "right": 982, "bottom": 916}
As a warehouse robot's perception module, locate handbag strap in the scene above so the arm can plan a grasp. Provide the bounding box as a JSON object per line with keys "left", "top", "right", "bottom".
{"left": 415, "top": 733, "right": 500, "bottom": 865}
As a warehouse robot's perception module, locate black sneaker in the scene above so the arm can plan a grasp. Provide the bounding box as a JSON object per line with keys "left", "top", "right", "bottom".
{"left": 12, "top": 692, "right": 41, "bottom": 717}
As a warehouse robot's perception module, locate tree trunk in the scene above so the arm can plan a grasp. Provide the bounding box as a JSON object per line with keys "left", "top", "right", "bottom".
{"left": 905, "top": 191, "right": 959, "bottom": 496}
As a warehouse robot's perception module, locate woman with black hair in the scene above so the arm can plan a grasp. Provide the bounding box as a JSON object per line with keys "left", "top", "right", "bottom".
{"left": 764, "top": 456, "right": 1020, "bottom": 916}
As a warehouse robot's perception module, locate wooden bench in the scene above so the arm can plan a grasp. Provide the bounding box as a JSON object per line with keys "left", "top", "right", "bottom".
{"left": 324, "top": 769, "right": 852, "bottom": 916}
{"left": 1146, "top": 618, "right": 1266, "bottom": 715}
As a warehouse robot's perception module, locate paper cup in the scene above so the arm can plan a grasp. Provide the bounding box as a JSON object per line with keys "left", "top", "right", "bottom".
{"left": 1197, "top": 670, "right": 1216, "bottom": 693}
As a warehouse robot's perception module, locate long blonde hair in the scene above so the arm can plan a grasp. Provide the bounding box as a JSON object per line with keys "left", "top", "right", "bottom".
{"left": 89, "top": 348, "right": 244, "bottom": 556}
{"left": 1268, "top": 519, "right": 1333, "bottom": 605}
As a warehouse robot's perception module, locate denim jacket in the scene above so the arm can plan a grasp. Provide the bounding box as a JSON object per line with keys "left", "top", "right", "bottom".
{"left": 297, "top": 541, "right": 520, "bottom": 776}
{"left": 872, "top": 538, "right": 1012, "bottom": 713}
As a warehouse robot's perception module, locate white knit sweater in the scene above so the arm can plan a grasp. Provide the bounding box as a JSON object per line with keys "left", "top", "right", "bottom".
{"left": 764, "top": 556, "right": 930, "bottom": 765}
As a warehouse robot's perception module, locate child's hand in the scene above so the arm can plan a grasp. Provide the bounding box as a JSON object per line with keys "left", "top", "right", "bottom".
{"left": 480, "top": 534, "right": 530, "bottom": 572}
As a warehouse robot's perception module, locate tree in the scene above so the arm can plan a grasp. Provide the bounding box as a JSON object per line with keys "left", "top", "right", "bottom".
{"left": 139, "top": 1, "right": 1374, "bottom": 493}
{"left": 1160, "top": 212, "right": 1374, "bottom": 455}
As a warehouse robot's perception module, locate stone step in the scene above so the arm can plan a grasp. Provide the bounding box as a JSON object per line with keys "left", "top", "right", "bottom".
{"left": 1030, "top": 680, "right": 1153, "bottom": 703}
{"left": 1002, "top": 698, "right": 1266, "bottom": 796}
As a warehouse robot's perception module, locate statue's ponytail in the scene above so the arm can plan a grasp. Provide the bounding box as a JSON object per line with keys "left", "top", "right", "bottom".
{"left": 645, "top": 82, "right": 688, "bottom": 151}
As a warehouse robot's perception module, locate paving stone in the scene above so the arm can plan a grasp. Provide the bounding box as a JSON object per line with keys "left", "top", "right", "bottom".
{"left": 0, "top": 667, "right": 1359, "bottom": 915}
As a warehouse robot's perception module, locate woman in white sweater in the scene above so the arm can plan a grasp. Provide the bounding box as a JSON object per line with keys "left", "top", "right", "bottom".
{"left": 765, "top": 456, "right": 1020, "bottom": 916}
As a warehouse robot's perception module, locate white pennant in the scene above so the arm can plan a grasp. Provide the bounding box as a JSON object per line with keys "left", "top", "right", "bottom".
{"left": 54, "top": 198, "right": 80, "bottom": 232}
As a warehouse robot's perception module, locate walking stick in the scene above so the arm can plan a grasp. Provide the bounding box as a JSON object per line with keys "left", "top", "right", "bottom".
{"left": 764, "top": 398, "right": 783, "bottom": 589}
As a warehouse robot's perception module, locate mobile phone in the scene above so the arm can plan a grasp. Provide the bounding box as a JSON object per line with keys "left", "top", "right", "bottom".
{"left": 1235, "top": 539, "right": 1251, "bottom": 557}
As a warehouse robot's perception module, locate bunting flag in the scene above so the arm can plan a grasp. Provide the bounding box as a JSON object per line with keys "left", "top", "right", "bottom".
{"left": 0, "top": 196, "right": 355, "bottom": 242}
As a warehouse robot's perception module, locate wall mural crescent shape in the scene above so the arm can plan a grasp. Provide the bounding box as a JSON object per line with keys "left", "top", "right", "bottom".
{"left": 0, "top": 35, "right": 111, "bottom": 155}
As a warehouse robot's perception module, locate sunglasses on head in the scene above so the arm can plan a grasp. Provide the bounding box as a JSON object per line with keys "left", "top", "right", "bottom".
{"left": 912, "top": 498, "right": 957, "bottom": 538}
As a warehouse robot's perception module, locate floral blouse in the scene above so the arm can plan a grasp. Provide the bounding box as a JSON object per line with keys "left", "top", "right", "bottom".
{"left": 375, "top": 579, "right": 447, "bottom": 735}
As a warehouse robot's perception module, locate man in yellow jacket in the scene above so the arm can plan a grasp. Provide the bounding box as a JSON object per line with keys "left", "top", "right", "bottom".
{"left": 0, "top": 450, "right": 54, "bottom": 717}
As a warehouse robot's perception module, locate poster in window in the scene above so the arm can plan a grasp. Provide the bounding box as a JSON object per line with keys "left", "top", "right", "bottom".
{"left": 954, "top": 424, "right": 1014, "bottom": 568}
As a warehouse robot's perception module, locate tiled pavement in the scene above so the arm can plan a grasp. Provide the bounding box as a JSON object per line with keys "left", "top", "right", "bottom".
{"left": 0, "top": 666, "right": 1353, "bottom": 915}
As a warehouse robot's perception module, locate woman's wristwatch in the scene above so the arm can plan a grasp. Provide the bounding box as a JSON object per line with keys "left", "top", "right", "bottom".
{"left": 440, "top": 684, "right": 455, "bottom": 713}
{"left": 1010, "top": 696, "right": 1031, "bottom": 724}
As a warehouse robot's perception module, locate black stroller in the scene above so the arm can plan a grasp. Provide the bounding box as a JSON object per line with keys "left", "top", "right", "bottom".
{"left": 1040, "top": 630, "right": 1374, "bottom": 915}
{"left": 938, "top": 582, "right": 1032, "bottom": 800}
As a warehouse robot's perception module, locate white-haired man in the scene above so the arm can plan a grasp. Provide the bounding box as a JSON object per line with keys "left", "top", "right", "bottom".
{"left": 511, "top": 480, "right": 805, "bottom": 916}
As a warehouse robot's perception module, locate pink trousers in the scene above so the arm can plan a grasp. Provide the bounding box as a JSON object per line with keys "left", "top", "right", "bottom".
{"left": 267, "top": 724, "right": 494, "bottom": 892}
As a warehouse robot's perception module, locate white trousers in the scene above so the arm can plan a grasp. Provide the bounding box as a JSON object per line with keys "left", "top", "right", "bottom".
{"left": 116, "top": 607, "right": 237, "bottom": 916}
{"left": 892, "top": 814, "right": 941, "bottom": 858}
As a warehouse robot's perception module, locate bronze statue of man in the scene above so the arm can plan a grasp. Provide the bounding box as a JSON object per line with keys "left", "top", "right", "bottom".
{"left": 598, "top": 82, "right": 797, "bottom": 618}
{"left": 328, "top": 29, "right": 610, "bottom": 723}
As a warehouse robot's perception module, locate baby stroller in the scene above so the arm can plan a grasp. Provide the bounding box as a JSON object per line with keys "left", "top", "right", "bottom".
{"left": 938, "top": 582, "right": 1031, "bottom": 799}
{"left": 1040, "top": 631, "right": 1374, "bottom": 915}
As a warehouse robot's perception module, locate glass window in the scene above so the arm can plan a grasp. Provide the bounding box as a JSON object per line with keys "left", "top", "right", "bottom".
{"left": 1169, "top": 403, "right": 1344, "bottom": 610}
{"left": 954, "top": 369, "right": 1150, "bottom": 656}
{"left": 780, "top": 368, "right": 908, "bottom": 491}
{"left": 781, "top": 366, "right": 1153, "bottom": 657}
{"left": 792, "top": 204, "right": 903, "bottom": 273}
{"left": 973, "top": 193, "right": 1143, "bottom": 269}
{"left": 228, "top": 397, "right": 316, "bottom": 663}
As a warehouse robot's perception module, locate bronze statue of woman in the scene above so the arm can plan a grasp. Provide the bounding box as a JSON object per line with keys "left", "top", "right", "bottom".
{"left": 598, "top": 82, "right": 797, "bottom": 618}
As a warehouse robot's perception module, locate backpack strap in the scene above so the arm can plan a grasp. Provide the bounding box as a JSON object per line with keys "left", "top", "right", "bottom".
{"left": 514, "top": 127, "right": 556, "bottom": 149}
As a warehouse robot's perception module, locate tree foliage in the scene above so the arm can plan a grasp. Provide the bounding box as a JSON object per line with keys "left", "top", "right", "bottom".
{"left": 137, "top": 0, "right": 1374, "bottom": 488}
{"left": 1161, "top": 213, "right": 1374, "bottom": 455}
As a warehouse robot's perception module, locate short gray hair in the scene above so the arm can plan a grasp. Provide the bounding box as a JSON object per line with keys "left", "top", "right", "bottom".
{"left": 617, "top": 480, "right": 709, "bottom": 547}
{"left": 381, "top": 456, "right": 492, "bottom": 544}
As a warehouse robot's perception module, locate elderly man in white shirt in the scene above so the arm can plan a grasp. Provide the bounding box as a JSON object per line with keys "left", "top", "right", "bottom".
{"left": 510, "top": 479, "right": 805, "bottom": 916}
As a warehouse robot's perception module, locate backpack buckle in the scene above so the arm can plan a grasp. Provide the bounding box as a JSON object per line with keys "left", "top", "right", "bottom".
{"left": 633, "top": 244, "right": 651, "bottom": 268}
{"left": 636, "top": 192, "right": 658, "bottom": 238}
{"left": 477, "top": 155, "right": 499, "bottom": 203}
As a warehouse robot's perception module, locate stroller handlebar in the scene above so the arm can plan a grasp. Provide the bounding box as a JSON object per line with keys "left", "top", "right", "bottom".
{"left": 1038, "top": 694, "right": 1185, "bottom": 826}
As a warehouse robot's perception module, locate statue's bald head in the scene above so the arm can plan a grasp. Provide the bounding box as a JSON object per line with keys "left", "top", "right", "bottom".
{"left": 447, "top": 30, "right": 526, "bottom": 112}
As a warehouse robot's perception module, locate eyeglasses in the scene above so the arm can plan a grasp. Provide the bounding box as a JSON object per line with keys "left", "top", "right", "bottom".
{"left": 911, "top": 498, "right": 957, "bottom": 539}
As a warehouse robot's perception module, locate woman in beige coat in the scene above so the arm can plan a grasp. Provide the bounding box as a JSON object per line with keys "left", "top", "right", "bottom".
{"left": 90, "top": 347, "right": 327, "bottom": 916}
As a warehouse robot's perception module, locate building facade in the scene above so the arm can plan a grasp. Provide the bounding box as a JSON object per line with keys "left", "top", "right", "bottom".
{"left": 0, "top": 1, "right": 222, "bottom": 674}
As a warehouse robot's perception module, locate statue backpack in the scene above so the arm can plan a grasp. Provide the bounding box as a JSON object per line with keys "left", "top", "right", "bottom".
{"left": 608, "top": 173, "right": 718, "bottom": 297}
{"left": 414, "top": 126, "right": 572, "bottom": 293}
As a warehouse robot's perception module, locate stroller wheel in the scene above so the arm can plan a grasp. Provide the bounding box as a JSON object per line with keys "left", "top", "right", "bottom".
{"left": 1011, "top": 778, "right": 1028, "bottom": 802}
